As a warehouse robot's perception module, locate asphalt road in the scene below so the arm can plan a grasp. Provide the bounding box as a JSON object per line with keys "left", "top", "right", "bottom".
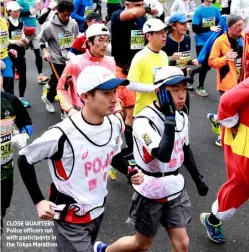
{"left": 1, "top": 1, "right": 249, "bottom": 251}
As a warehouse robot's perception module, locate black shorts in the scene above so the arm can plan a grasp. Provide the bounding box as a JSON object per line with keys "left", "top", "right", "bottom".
{"left": 134, "top": 189, "right": 191, "bottom": 237}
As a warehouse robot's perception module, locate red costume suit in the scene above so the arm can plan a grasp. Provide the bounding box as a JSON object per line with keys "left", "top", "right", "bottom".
{"left": 211, "top": 77, "right": 249, "bottom": 220}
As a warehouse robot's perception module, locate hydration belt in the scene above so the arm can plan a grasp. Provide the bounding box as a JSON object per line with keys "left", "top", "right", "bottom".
{"left": 49, "top": 183, "right": 105, "bottom": 224}
{"left": 137, "top": 165, "right": 179, "bottom": 178}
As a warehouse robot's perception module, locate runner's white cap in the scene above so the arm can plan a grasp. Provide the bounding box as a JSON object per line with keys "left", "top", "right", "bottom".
{"left": 143, "top": 19, "right": 168, "bottom": 34}
{"left": 6, "top": 1, "right": 23, "bottom": 11}
{"left": 86, "top": 24, "right": 110, "bottom": 39}
{"left": 77, "top": 66, "right": 129, "bottom": 95}
{"left": 154, "top": 66, "right": 193, "bottom": 87}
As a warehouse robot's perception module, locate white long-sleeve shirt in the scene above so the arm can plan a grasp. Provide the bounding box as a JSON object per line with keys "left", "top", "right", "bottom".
{"left": 170, "top": 0, "right": 196, "bottom": 16}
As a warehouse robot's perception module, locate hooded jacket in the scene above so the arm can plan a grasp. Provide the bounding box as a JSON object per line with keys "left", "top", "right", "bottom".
{"left": 40, "top": 14, "right": 79, "bottom": 65}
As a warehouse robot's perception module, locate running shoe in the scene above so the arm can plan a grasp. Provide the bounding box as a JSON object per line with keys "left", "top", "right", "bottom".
{"left": 94, "top": 241, "right": 108, "bottom": 252}
{"left": 186, "top": 83, "right": 194, "bottom": 91}
{"left": 200, "top": 212, "right": 225, "bottom": 244}
{"left": 37, "top": 74, "right": 49, "bottom": 84}
{"left": 41, "top": 95, "right": 55, "bottom": 113}
{"left": 108, "top": 167, "right": 118, "bottom": 181}
{"left": 215, "top": 136, "right": 222, "bottom": 147}
{"left": 54, "top": 95, "right": 59, "bottom": 102}
{"left": 20, "top": 98, "right": 31, "bottom": 108}
{"left": 196, "top": 87, "right": 208, "bottom": 97}
{"left": 207, "top": 113, "right": 221, "bottom": 135}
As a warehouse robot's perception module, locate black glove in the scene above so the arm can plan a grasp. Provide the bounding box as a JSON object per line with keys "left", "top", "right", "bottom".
{"left": 156, "top": 88, "right": 175, "bottom": 119}
{"left": 193, "top": 174, "right": 209, "bottom": 196}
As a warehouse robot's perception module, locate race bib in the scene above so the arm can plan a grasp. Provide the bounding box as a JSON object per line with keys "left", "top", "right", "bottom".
{"left": 153, "top": 67, "right": 161, "bottom": 81}
{"left": 11, "top": 30, "right": 22, "bottom": 41}
{"left": 0, "top": 134, "right": 13, "bottom": 165}
{"left": 202, "top": 17, "right": 215, "bottom": 28}
{"left": 85, "top": 6, "right": 94, "bottom": 17}
{"left": 130, "top": 30, "right": 145, "bottom": 50}
{"left": 59, "top": 32, "right": 74, "bottom": 50}
{"left": 235, "top": 58, "right": 241, "bottom": 80}
{"left": 0, "top": 31, "right": 9, "bottom": 49}
{"left": 176, "top": 51, "right": 191, "bottom": 69}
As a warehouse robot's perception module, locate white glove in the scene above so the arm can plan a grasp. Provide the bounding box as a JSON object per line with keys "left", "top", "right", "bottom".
{"left": 11, "top": 133, "right": 29, "bottom": 149}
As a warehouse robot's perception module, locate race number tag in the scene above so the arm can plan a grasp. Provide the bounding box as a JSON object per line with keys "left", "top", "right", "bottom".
{"left": 153, "top": 67, "right": 161, "bottom": 81}
{"left": 130, "top": 30, "right": 145, "bottom": 50}
{"left": 202, "top": 17, "right": 215, "bottom": 28}
{"left": 176, "top": 51, "right": 191, "bottom": 69}
{"left": 0, "top": 31, "right": 9, "bottom": 49}
{"left": 85, "top": 6, "right": 94, "bottom": 17}
{"left": 235, "top": 58, "right": 241, "bottom": 80}
{"left": 0, "top": 134, "right": 13, "bottom": 165}
{"left": 59, "top": 32, "right": 74, "bottom": 50}
{"left": 11, "top": 30, "right": 22, "bottom": 41}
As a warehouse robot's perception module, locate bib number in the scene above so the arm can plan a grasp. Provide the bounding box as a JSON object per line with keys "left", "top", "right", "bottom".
{"left": 130, "top": 30, "right": 145, "bottom": 50}
{"left": 0, "top": 134, "right": 13, "bottom": 165}
{"left": 59, "top": 32, "right": 74, "bottom": 49}
{"left": 0, "top": 31, "right": 9, "bottom": 49}
{"left": 235, "top": 58, "right": 241, "bottom": 80}
{"left": 176, "top": 51, "right": 191, "bottom": 69}
{"left": 202, "top": 17, "right": 215, "bottom": 28}
{"left": 11, "top": 30, "right": 22, "bottom": 41}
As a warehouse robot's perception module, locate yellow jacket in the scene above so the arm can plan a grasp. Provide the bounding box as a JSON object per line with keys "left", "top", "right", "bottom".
{"left": 209, "top": 32, "right": 248, "bottom": 92}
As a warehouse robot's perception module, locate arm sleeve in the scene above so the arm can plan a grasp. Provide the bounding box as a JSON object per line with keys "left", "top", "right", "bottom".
{"left": 192, "top": 24, "right": 212, "bottom": 34}
{"left": 208, "top": 38, "right": 228, "bottom": 68}
{"left": 37, "top": 9, "right": 51, "bottom": 24}
{"left": 133, "top": 118, "right": 175, "bottom": 163}
{"left": 18, "top": 155, "right": 45, "bottom": 205}
{"left": 230, "top": 0, "right": 249, "bottom": 20}
{"left": 57, "top": 63, "right": 81, "bottom": 112}
{"left": 71, "top": 0, "right": 86, "bottom": 22}
{"left": 20, "top": 11, "right": 31, "bottom": 17}
{"left": 183, "top": 144, "right": 200, "bottom": 179}
{"left": 218, "top": 79, "right": 249, "bottom": 127}
{"left": 111, "top": 153, "right": 129, "bottom": 176}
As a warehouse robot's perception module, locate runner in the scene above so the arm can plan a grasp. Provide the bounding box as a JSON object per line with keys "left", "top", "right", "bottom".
{"left": 94, "top": 66, "right": 209, "bottom": 252}
{"left": 68, "top": 12, "right": 103, "bottom": 59}
{"left": 7, "top": 1, "right": 30, "bottom": 108}
{"left": 207, "top": 14, "right": 246, "bottom": 146}
{"left": 200, "top": 76, "right": 249, "bottom": 244}
{"left": 1, "top": 88, "right": 33, "bottom": 234}
{"left": 192, "top": 0, "right": 222, "bottom": 97}
{"left": 57, "top": 24, "right": 117, "bottom": 117}
{"left": 111, "top": 0, "right": 156, "bottom": 164}
{"left": 162, "top": 13, "right": 199, "bottom": 92}
{"left": 221, "top": 0, "right": 231, "bottom": 15}
{"left": 40, "top": 0, "right": 79, "bottom": 113}
{"left": 170, "top": 0, "right": 196, "bottom": 17}
{"left": 72, "top": 0, "right": 94, "bottom": 32}
{"left": 17, "top": 0, "right": 49, "bottom": 84}
{"left": 17, "top": 66, "right": 144, "bottom": 252}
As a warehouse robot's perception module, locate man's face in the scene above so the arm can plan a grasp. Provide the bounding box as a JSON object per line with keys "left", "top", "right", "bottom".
{"left": 125, "top": 1, "right": 144, "bottom": 9}
{"left": 58, "top": 10, "right": 72, "bottom": 23}
{"left": 174, "top": 22, "right": 188, "bottom": 35}
{"left": 83, "top": 89, "right": 118, "bottom": 117}
{"left": 164, "top": 82, "right": 187, "bottom": 111}
{"left": 147, "top": 30, "right": 167, "bottom": 49}
{"left": 229, "top": 20, "right": 244, "bottom": 37}
{"left": 9, "top": 10, "right": 20, "bottom": 19}
{"left": 89, "top": 35, "right": 109, "bottom": 57}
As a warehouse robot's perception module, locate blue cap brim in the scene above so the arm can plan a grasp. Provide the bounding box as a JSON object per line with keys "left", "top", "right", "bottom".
{"left": 161, "top": 76, "right": 193, "bottom": 86}
{"left": 97, "top": 78, "right": 129, "bottom": 90}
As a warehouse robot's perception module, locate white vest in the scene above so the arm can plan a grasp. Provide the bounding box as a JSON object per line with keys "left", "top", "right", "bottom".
{"left": 132, "top": 105, "right": 188, "bottom": 200}
{"left": 48, "top": 113, "right": 122, "bottom": 220}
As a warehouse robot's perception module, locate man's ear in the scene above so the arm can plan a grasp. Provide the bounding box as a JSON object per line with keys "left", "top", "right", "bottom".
{"left": 80, "top": 93, "right": 89, "bottom": 104}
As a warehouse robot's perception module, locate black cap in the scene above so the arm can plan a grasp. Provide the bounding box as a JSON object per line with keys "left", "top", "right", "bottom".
{"left": 86, "top": 12, "right": 102, "bottom": 22}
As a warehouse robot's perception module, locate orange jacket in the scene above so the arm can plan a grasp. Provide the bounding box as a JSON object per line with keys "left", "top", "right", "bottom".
{"left": 209, "top": 32, "right": 248, "bottom": 92}
{"left": 242, "top": 26, "right": 249, "bottom": 80}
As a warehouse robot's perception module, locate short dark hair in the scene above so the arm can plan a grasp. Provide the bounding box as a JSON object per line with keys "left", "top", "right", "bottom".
{"left": 57, "top": 0, "right": 74, "bottom": 13}
{"left": 86, "top": 36, "right": 95, "bottom": 50}
{"left": 87, "top": 87, "right": 97, "bottom": 96}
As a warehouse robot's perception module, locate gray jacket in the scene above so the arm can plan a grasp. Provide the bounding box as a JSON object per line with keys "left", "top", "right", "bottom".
{"left": 40, "top": 14, "right": 79, "bottom": 64}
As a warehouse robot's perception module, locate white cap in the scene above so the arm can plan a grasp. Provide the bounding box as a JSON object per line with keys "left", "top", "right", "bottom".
{"left": 142, "top": 19, "right": 167, "bottom": 34}
{"left": 77, "top": 66, "right": 129, "bottom": 95}
{"left": 86, "top": 24, "right": 110, "bottom": 39}
{"left": 154, "top": 66, "right": 193, "bottom": 87}
{"left": 6, "top": 1, "right": 23, "bottom": 11}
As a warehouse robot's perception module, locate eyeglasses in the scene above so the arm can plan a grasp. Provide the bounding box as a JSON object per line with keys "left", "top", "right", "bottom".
{"left": 94, "top": 38, "right": 110, "bottom": 44}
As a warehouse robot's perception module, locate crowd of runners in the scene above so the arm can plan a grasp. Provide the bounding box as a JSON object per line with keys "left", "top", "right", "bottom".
{"left": 1, "top": 0, "right": 249, "bottom": 251}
